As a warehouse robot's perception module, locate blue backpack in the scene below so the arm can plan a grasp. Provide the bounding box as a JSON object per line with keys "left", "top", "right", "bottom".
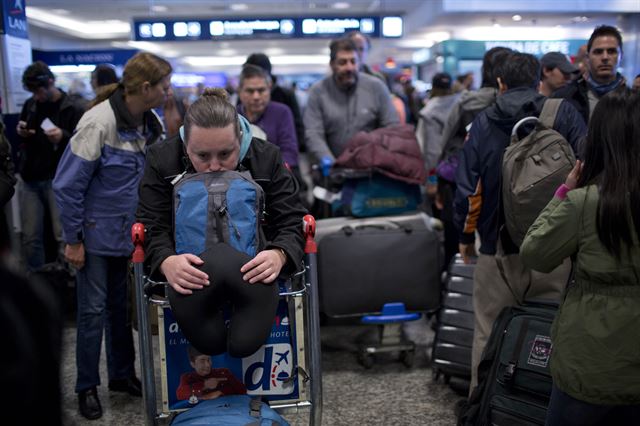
{"left": 171, "top": 395, "right": 289, "bottom": 425}
{"left": 174, "top": 170, "right": 266, "bottom": 257}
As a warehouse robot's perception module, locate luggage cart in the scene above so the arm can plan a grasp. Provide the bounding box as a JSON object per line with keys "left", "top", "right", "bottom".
{"left": 131, "top": 215, "right": 322, "bottom": 426}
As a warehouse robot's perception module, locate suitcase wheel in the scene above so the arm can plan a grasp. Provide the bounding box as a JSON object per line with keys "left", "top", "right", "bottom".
{"left": 399, "top": 350, "right": 415, "bottom": 368}
{"left": 357, "top": 352, "right": 375, "bottom": 369}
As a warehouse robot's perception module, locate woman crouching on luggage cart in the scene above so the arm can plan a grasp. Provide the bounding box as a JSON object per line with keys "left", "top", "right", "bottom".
{"left": 136, "top": 88, "right": 306, "bottom": 354}
{"left": 520, "top": 87, "right": 640, "bottom": 425}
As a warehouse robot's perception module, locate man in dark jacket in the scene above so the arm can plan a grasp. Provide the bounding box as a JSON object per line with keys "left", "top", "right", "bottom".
{"left": 453, "top": 52, "right": 587, "bottom": 391}
{"left": 16, "top": 61, "right": 84, "bottom": 271}
{"left": 552, "top": 25, "right": 624, "bottom": 124}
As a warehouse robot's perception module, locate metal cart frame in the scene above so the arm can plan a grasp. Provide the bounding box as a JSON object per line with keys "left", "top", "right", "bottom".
{"left": 131, "top": 215, "right": 322, "bottom": 425}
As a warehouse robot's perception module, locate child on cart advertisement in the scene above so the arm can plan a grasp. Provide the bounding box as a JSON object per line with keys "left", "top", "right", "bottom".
{"left": 161, "top": 298, "right": 299, "bottom": 411}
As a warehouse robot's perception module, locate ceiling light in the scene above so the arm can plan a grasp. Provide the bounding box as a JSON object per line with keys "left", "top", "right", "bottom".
{"left": 332, "top": 2, "right": 350, "bottom": 9}
{"left": 229, "top": 3, "right": 249, "bottom": 11}
{"left": 113, "top": 41, "right": 179, "bottom": 57}
{"left": 512, "top": 15, "right": 522, "bottom": 22}
{"left": 150, "top": 5, "right": 168, "bottom": 12}
{"left": 570, "top": 16, "right": 590, "bottom": 23}
{"left": 49, "top": 65, "right": 96, "bottom": 73}
{"left": 26, "top": 7, "right": 130, "bottom": 38}
{"left": 183, "top": 54, "right": 329, "bottom": 67}
{"left": 454, "top": 25, "right": 593, "bottom": 41}
{"left": 51, "top": 9, "right": 70, "bottom": 15}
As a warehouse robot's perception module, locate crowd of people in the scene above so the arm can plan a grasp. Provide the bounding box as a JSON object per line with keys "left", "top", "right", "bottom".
{"left": 0, "top": 23, "right": 638, "bottom": 424}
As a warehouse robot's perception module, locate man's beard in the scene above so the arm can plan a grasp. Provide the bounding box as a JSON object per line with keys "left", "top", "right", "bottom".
{"left": 336, "top": 72, "right": 357, "bottom": 90}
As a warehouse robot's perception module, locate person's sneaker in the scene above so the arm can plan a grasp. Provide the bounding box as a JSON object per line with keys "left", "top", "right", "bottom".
{"left": 108, "top": 376, "right": 142, "bottom": 397}
{"left": 78, "top": 387, "right": 102, "bottom": 420}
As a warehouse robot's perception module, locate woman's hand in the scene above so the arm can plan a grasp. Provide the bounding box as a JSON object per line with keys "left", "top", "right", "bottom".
{"left": 565, "top": 160, "right": 583, "bottom": 190}
{"left": 240, "top": 248, "right": 287, "bottom": 284}
{"left": 160, "top": 254, "right": 210, "bottom": 295}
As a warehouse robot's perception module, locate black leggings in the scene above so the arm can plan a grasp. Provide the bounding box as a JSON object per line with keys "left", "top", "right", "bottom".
{"left": 168, "top": 243, "right": 280, "bottom": 358}
{"left": 546, "top": 384, "right": 640, "bottom": 426}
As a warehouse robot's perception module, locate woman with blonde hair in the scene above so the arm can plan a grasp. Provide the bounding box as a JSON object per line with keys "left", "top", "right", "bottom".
{"left": 53, "top": 52, "right": 172, "bottom": 420}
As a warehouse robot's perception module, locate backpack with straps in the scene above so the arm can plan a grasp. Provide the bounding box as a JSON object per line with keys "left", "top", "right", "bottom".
{"left": 501, "top": 99, "right": 576, "bottom": 247}
{"left": 173, "top": 170, "right": 266, "bottom": 258}
{"left": 457, "top": 302, "right": 558, "bottom": 426}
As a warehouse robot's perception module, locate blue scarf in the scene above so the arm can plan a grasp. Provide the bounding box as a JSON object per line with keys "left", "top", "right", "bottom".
{"left": 586, "top": 72, "right": 624, "bottom": 98}
{"left": 178, "top": 114, "right": 253, "bottom": 164}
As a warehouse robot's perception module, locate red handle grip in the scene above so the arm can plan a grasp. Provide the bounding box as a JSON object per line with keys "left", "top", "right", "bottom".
{"left": 131, "top": 223, "right": 145, "bottom": 263}
{"left": 303, "top": 214, "right": 317, "bottom": 254}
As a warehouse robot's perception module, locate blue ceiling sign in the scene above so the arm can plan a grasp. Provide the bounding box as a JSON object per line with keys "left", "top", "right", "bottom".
{"left": 132, "top": 16, "right": 403, "bottom": 41}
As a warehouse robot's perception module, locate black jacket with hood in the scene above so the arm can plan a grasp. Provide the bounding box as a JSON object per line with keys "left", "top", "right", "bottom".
{"left": 136, "top": 133, "right": 307, "bottom": 278}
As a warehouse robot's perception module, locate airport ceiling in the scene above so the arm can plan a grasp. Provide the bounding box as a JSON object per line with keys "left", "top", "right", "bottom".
{"left": 25, "top": 0, "right": 622, "bottom": 73}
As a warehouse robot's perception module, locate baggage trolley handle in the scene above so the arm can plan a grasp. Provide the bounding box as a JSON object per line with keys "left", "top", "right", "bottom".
{"left": 131, "top": 223, "right": 159, "bottom": 426}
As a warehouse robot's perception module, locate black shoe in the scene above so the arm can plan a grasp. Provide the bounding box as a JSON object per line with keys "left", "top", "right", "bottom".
{"left": 78, "top": 387, "right": 102, "bottom": 420}
{"left": 108, "top": 376, "right": 142, "bottom": 397}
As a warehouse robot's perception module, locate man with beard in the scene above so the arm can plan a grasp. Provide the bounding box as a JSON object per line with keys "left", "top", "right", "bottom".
{"left": 304, "top": 37, "right": 398, "bottom": 162}
{"left": 553, "top": 25, "right": 625, "bottom": 123}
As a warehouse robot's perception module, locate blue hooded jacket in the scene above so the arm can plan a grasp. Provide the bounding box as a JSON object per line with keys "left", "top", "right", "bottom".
{"left": 453, "top": 87, "right": 587, "bottom": 255}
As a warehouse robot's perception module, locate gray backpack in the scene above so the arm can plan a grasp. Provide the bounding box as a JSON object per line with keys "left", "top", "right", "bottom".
{"left": 501, "top": 99, "right": 576, "bottom": 247}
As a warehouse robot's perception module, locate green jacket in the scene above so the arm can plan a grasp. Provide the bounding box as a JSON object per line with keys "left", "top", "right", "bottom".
{"left": 521, "top": 185, "right": 640, "bottom": 405}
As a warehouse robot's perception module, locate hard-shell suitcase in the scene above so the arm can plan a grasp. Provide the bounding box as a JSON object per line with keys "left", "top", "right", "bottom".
{"left": 316, "top": 212, "right": 443, "bottom": 317}
{"left": 432, "top": 255, "right": 475, "bottom": 381}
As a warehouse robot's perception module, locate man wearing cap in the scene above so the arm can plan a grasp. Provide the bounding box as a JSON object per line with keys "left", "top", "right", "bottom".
{"left": 16, "top": 61, "right": 84, "bottom": 272}
{"left": 552, "top": 25, "right": 625, "bottom": 123}
{"left": 539, "top": 52, "right": 579, "bottom": 97}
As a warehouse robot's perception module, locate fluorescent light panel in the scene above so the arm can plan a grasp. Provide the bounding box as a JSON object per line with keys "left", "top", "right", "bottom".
{"left": 183, "top": 55, "right": 329, "bottom": 67}
{"left": 26, "top": 7, "right": 130, "bottom": 37}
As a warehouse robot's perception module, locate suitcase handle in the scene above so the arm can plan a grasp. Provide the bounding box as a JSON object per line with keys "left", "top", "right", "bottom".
{"left": 341, "top": 221, "right": 412, "bottom": 235}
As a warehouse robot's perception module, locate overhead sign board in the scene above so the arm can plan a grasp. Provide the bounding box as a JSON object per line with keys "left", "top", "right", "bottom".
{"left": 133, "top": 16, "right": 403, "bottom": 41}
{"left": 1, "top": 0, "right": 29, "bottom": 39}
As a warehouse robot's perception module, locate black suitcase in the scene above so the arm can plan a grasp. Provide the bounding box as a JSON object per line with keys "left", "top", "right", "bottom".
{"left": 432, "top": 255, "right": 475, "bottom": 382}
{"left": 316, "top": 212, "right": 443, "bottom": 317}
{"left": 459, "top": 302, "right": 558, "bottom": 426}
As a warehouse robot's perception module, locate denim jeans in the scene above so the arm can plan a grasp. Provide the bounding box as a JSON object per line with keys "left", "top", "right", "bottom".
{"left": 546, "top": 384, "right": 640, "bottom": 426}
{"left": 20, "top": 179, "right": 62, "bottom": 271}
{"left": 75, "top": 252, "right": 135, "bottom": 392}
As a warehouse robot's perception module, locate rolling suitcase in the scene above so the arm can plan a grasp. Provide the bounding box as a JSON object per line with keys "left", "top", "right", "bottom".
{"left": 316, "top": 212, "right": 443, "bottom": 317}
{"left": 432, "top": 254, "right": 475, "bottom": 381}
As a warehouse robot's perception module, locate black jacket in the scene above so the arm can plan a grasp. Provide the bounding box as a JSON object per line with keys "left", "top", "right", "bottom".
{"left": 136, "top": 135, "right": 307, "bottom": 277}
{"left": 551, "top": 77, "right": 590, "bottom": 125}
{"left": 453, "top": 87, "right": 587, "bottom": 255}
{"left": 18, "top": 91, "right": 84, "bottom": 182}
{"left": 0, "top": 118, "right": 16, "bottom": 206}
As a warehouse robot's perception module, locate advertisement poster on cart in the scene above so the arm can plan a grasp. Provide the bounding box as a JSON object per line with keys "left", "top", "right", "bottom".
{"left": 162, "top": 298, "right": 299, "bottom": 411}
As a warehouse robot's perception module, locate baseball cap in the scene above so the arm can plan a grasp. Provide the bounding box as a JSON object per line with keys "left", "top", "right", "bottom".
{"left": 244, "top": 53, "right": 272, "bottom": 75}
{"left": 540, "top": 52, "right": 579, "bottom": 74}
{"left": 432, "top": 72, "right": 452, "bottom": 90}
